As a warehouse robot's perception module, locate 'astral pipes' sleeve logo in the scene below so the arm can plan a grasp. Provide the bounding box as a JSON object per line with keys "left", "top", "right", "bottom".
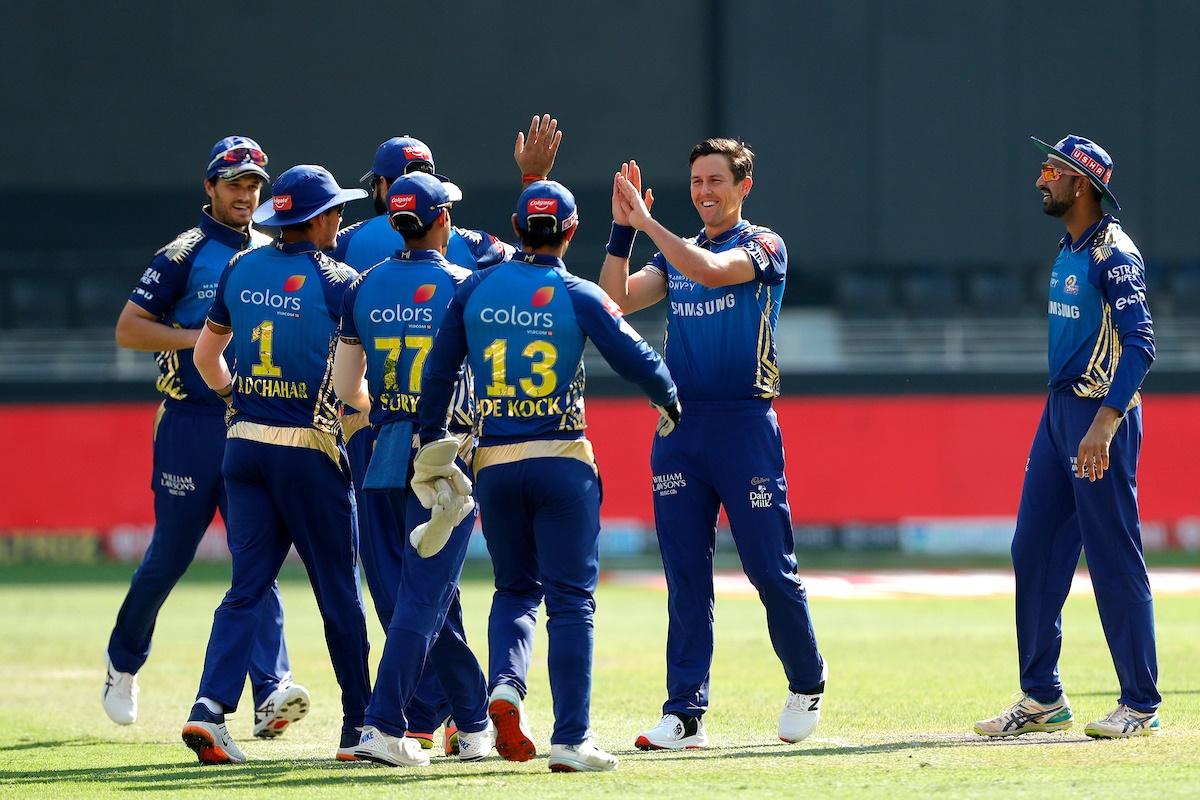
{"left": 273, "top": 195, "right": 293, "bottom": 211}
{"left": 532, "top": 286, "right": 555, "bottom": 307}
{"left": 413, "top": 283, "right": 436, "bottom": 303}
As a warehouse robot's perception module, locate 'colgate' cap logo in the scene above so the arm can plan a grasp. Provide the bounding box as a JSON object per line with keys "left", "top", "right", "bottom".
{"left": 403, "top": 145, "right": 432, "bottom": 161}
{"left": 273, "top": 195, "right": 292, "bottom": 210}
{"left": 390, "top": 194, "right": 417, "bottom": 211}
{"left": 527, "top": 198, "right": 558, "bottom": 214}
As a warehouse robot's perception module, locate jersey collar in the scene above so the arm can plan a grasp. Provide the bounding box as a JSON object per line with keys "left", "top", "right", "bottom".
{"left": 394, "top": 248, "right": 446, "bottom": 263}
{"left": 273, "top": 239, "right": 320, "bottom": 255}
{"left": 200, "top": 206, "right": 254, "bottom": 249}
{"left": 1061, "top": 214, "right": 1116, "bottom": 253}
{"left": 695, "top": 219, "right": 750, "bottom": 247}
{"left": 513, "top": 251, "right": 566, "bottom": 270}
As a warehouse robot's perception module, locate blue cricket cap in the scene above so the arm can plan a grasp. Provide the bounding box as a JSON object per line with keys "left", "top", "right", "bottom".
{"left": 360, "top": 136, "right": 436, "bottom": 183}
{"left": 252, "top": 165, "right": 368, "bottom": 227}
{"left": 1030, "top": 133, "right": 1120, "bottom": 210}
{"left": 515, "top": 180, "right": 578, "bottom": 233}
{"left": 206, "top": 135, "right": 270, "bottom": 182}
{"left": 386, "top": 172, "right": 463, "bottom": 228}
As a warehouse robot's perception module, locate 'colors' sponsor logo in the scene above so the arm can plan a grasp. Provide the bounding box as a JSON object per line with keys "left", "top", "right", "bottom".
{"left": 241, "top": 288, "right": 301, "bottom": 311}
{"left": 413, "top": 284, "right": 436, "bottom": 303}
{"left": 272, "top": 195, "right": 292, "bottom": 211}
{"left": 283, "top": 274, "right": 306, "bottom": 292}
{"left": 369, "top": 305, "right": 433, "bottom": 323}
{"left": 532, "top": 286, "right": 554, "bottom": 307}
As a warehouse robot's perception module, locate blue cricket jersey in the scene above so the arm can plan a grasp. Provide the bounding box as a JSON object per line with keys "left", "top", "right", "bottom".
{"left": 339, "top": 249, "right": 474, "bottom": 430}
{"left": 642, "top": 220, "right": 787, "bottom": 402}
{"left": 208, "top": 241, "right": 358, "bottom": 435}
{"left": 332, "top": 215, "right": 513, "bottom": 272}
{"left": 1045, "top": 215, "right": 1155, "bottom": 412}
{"left": 129, "top": 208, "right": 270, "bottom": 410}
{"left": 419, "top": 252, "right": 676, "bottom": 446}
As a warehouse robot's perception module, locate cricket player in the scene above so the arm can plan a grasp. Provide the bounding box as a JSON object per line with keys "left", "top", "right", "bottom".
{"left": 332, "top": 172, "right": 496, "bottom": 767}
{"left": 415, "top": 180, "right": 680, "bottom": 772}
{"left": 975, "top": 135, "right": 1160, "bottom": 740}
{"left": 332, "top": 116, "right": 560, "bottom": 753}
{"left": 104, "top": 136, "right": 302, "bottom": 740}
{"left": 600, "top": 140, "right": 825, "bottom": 749}
{"left": 182, "top": 165, "right": 372, "bottom": 765}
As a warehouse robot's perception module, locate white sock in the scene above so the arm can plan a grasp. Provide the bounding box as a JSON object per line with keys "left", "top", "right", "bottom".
{"left": 197, "top": 697, "right": 223, "bottom": 715}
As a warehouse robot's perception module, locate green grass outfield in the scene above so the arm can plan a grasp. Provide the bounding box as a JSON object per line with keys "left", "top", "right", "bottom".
{"left": 1, "top": 563, "right": 1197, "bottom": 798}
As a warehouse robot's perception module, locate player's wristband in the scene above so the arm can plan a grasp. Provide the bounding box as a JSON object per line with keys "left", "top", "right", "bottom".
{"left": 521, "top": 173, "right": 546, "bottom": 184}
{"left": 606, "top": 223, "right": 637, "bottom": 259}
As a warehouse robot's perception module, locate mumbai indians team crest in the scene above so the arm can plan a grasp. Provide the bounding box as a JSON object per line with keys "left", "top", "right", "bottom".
{"left": 1064, "top": 274, "right": 1080, "bottom": 295}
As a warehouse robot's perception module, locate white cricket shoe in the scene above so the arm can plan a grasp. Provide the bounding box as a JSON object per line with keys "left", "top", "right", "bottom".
{"left": 456, "top": 720, "right": 494, "bottom": 762}
{"left": 779, "top": 663, "right": 828, "bottom": 743}
{"left": 253, "top": 682, "right": 310, "bottom": 739}
{"left": 181, "top": 702, "right": 246, "bottom": 764}
{"left": 353, "top": 725, "right": 430, "bottom": 767}
{"left": 102, "top": 657, "right": 138, "bottom": 725}
{"left": 488, "top": 684, "right": 536, "bottom": 762}
{"left": 974, "top": 693, "right": 1073, "bottom": 737}
{"left": 1084, "top": 705, "right": 1161, "bottom": 739}
{"left": 634, "top": 714, "right": 708, "bottom": 750}
{"left": 549, "top": 738, "right": 619, "bottom": 772}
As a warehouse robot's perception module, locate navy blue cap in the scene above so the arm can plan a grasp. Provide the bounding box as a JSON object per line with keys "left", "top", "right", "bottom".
{"left": 360, "top": 136, "right": 436, "bottom": 183}
{"left": 252, "top": 165, "right": 368, "bottom": 226}
{"left": 206, "top": 135, "right": 270, "bottom": 182}
{"left": 515, "top": 180, "right": 578, "bottom": 233}
{"left": 386, "top": 172, "right": 463, "bottom": 227}
{"left": 1031, "top": 134, "right": 1120, "bottom": 210}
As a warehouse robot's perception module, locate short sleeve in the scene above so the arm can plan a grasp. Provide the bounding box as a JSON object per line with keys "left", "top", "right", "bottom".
{"left": 128, "top": 252, "right": 191, "bottom": 318}
{"left": 739, "top": 230, "right": 787, "bottom": 286}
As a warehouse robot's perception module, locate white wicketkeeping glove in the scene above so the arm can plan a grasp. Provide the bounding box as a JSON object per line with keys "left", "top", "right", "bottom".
{"left": 411, "top": 437, "right": 472, "bottom": 509}
{"left": 409, "top": 478, "right": 475, "bottom": 558}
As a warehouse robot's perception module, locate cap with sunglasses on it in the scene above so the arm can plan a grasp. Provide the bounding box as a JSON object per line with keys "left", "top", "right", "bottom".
{"left": 361, "top": 136, "right": 436, "bottom": 183}
{"left": 1030, "top": 133, "right": 1120, "bottom": 210}
{"left": 515, "top": 180, "right": 578, "bottom": 234}
{"left": 252, "top": 165, "right": 368, "bottom": 227}
{"left": 386, "top": 172, "right": 463, "bottom": 230}
{"left": 206, "top": 135, "right": 270, "bottom": 182}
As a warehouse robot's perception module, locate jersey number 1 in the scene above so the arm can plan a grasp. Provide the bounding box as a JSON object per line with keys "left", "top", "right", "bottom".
{"left": 250, "top": 321, "right": 282, "bottom": 378}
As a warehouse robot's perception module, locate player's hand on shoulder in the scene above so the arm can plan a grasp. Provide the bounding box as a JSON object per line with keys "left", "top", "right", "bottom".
{"left": 515, "top": 113, "right": 562, "bottom": 180}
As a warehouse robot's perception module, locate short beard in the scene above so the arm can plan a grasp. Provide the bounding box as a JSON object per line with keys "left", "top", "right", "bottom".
{"left": 1041, "top": 192, "right": 1074, "bottom": 218}
{"left": 373, "top": 195, "right": 387, "bottom": 216}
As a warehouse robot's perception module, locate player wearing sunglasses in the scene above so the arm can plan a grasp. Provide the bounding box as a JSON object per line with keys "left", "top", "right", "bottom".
{"left": 975, "top": 134, "right": 1160, "bottom": 740}
{"left": 104, "top": 136, "right": 302, "bottom": 741}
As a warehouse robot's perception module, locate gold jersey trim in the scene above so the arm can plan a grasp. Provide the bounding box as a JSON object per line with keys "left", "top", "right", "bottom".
{"left": 342, "top": 411, "right": 371, "bottom": 441}
{"left": 152, "top": 401, "right": 166, "bottom": 441}
{"left": 473, "top": 439, "right": 595, "bottom": 474}
{"left": 754, "top": 284, "right": 781, "bottom": 398}
{"left": 227, "top": 421, "right": 341, "bottom": 465}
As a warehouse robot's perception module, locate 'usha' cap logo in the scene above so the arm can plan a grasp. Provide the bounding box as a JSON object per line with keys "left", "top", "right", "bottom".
{"left": 273, "top": 195, "right": 292, "bottom": 211}
{"left": 413, "top": 284, "right": 437, "bottom": 303}
{"left": 283, "top": 274, "right": 306, "bottom": 292}
{"left": 531, "top": 286, "right": 554, "bottom": 307}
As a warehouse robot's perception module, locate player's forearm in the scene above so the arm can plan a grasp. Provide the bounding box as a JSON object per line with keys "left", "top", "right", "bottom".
{"left": 639, "top": 219, "right": 729, "bottom": 287}
{"left": 193, "top": 325, "right": 233, "bottom": 392}
{"left": 599, "top": 253, "right": 636, "bottom": 308}
{"left": 115, "top": 309, "right": 201, "bottom": 352}
{"left": 332, "top": 342, "right": 371, "bottom": 413}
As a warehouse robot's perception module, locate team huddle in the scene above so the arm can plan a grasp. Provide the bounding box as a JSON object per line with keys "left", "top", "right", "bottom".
{"left": 100, "top": 117, "right": 1162, "bottom": 774}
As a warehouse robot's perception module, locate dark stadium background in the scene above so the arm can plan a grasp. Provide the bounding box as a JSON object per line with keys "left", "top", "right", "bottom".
{"left": 2, "top": 0, "right": 1197, "bottom": 561}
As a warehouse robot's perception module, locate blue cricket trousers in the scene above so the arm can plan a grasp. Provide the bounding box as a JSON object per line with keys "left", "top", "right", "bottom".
{"left": 347, "top": 425, "right": 451, "bottom": 734}
{"left": 363, "top": 454, "right": 488, "bottom": 737}
{"left": 477, "top": 453, "right": 601, "bottom": 746}
{"left": 197, "top": 436, "right": 371, "bottom": 729}
{"left": 108, "top": 402, "right": 289, "bottom": 707}
{"left": 651, "top": 400, "right": 824, "bottom": 718}
{"left": 1012, "top": 390, "right": 1159, "bottom": 712}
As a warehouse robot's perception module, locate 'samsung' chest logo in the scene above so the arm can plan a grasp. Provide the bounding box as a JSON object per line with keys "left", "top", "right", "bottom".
{"left": 1064, "top": 274, "right": 1080, "bottom": 295}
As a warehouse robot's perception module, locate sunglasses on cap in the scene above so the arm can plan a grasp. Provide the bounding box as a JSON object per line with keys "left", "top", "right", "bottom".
{"left": 1040, "top": 163, "right": 1083, "bottom": 183}
{"left": 208, "top": 146, "right": 269, "bottom": 173}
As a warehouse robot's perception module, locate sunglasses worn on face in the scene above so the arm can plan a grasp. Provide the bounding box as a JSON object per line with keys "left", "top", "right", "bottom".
{"left": 1041, "top": 163, "right": 1083, "bottom": 182}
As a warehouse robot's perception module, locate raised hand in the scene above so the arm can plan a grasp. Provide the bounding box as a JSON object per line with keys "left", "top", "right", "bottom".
{"left": 515, "top": 114, "right": 562, "bottom": 179}
{"left": 615, "top": 160, "right": 655, "bottom": 230}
